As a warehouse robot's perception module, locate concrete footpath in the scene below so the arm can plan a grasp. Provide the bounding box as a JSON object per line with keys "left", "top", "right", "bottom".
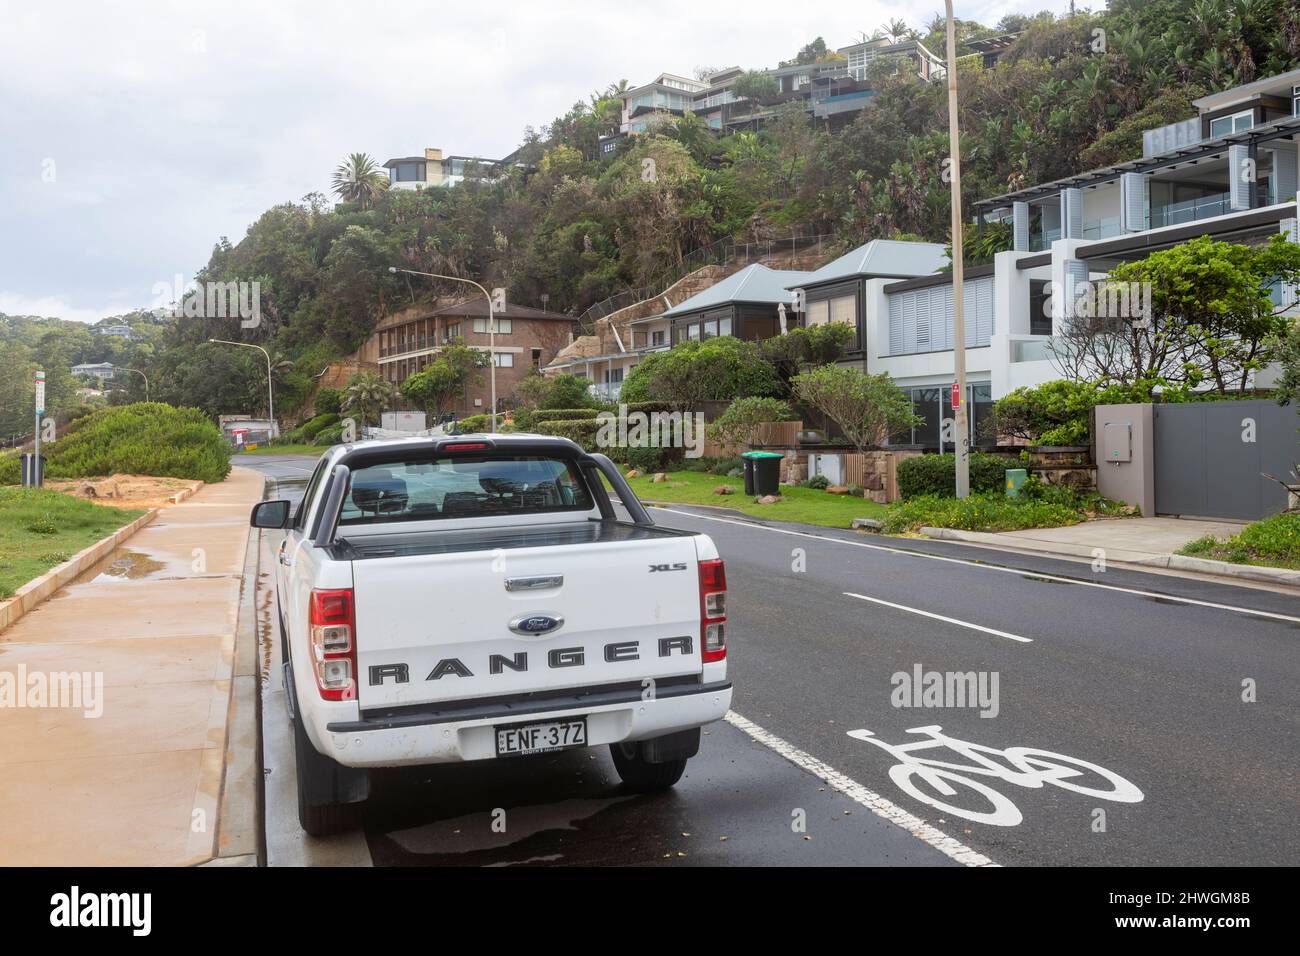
{"left": 918, "top": 515, "right": 1300, "bottom": 587}
{"left": 0, "top": 466, "right": 264, "bottom": 866}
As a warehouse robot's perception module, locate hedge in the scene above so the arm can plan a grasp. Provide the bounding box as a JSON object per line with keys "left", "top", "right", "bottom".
{"left": 896, "top": 453, "right": 1016, "bottom": 500}
{"left": 530, "top": 408, "right": 605, "bottom": 423}
{"left": 456, "top": 414, "right": 493, "bottom": 432}
{"left": 0, "top": 403, "right": 231, "bottom": 485}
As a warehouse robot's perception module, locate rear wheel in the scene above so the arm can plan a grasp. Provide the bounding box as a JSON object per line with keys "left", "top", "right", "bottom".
{"left": 610, "top": 743, "right": 689, "bottom": 792}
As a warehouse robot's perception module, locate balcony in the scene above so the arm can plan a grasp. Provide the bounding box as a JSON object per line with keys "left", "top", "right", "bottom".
{"left": 589, "top": 382, "right": 622, "bottom": 401}
{"left": 1149, "top": 192, "right": 1232, "bottom": 229}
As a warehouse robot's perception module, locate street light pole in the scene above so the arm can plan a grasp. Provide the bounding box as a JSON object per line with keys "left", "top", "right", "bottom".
{"left": 944, "top": 0, "right": 970, "bottom": 499}
{"left": 117, "top": 367, "right": 149, "bottom": 402}
{"left": 207, "top": 339, "right": 275, "bottom": 435}
{"left": 389, "top": 267, "right": 497, "bottom": 433}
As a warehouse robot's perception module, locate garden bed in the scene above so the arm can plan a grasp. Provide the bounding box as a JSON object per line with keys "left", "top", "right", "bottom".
{"left": 1177, "top": 512, "right": 1300, "bottom": 571}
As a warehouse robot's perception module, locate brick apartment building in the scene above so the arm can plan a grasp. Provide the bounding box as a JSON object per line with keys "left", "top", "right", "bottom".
{"left": 363, "top": 299, "right": 576, "bottom": 417}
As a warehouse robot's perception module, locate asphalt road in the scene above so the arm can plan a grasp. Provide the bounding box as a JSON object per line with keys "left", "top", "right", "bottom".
{"left": 240, "top": 455, "right": 1300, "bottom": 866}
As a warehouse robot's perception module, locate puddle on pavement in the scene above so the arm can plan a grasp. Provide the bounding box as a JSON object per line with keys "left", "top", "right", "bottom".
{"left": 89, "top": 549, "right": 166, "bottom": 582}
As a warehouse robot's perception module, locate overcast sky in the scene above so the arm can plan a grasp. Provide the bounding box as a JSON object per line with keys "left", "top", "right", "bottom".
{"left": 0, "top": 0, "right": 1069, "bottom": 324}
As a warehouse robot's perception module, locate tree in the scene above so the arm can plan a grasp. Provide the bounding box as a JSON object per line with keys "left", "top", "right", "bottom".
{"left": 1276, "top": 321, "right": 1300, "bottom": 408}
{"left": 707, "top": 396, "right": 795, "bottom": 448}
{"left": 1056, "top": 235, "right": 1300, "bottom": 394}
{"left": 342, "top": 370, "right": 392, "bottom": 427}
{"left": 400, "top": 342, "right": 490, "bottom": 415}
{"left": 759, "top": 324, "right": 855, "bottom": 396}
{"left": 331, "top": 153, "right": 389, "bottom": 209}
{"left": 791, "top": 365, "right": 920, "bottom": 454}
{"left": 620, "top": 338, "right": 782, "bottom": 410}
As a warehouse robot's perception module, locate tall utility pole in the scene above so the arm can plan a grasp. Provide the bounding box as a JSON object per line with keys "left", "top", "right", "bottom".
{"left": 389, "top": 267, "right": 498, "bottom": 433}
{"left": 208, "top": 339, "right": 275, "bottom": 435}
{"left": 945, "top": 0, "right": 970, "bottom": 498}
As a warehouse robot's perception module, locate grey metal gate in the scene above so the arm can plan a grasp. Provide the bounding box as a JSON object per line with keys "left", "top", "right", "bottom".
{"left": 1153, "top": 400, "right": 1299, "bottom": 520}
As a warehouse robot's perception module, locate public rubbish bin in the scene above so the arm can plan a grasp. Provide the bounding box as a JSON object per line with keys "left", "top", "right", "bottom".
{"left": 1005, "top": 468, "right": 1028, "bottom": 499}
{"left": 743, "top": 451, "right": 785, "bottom": 497}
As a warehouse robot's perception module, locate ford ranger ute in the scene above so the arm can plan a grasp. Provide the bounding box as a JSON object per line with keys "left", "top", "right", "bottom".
{"left": 251, "top": 434, "right": 732, "bottom": 835}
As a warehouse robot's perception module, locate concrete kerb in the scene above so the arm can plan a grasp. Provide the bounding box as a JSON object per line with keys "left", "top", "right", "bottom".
{"left": 0, "top": 508, "right": 159, "bottom": 634}
{"left": 203, "top": 475, "right": 267, "bottom": 866}
{"left": 918, "top": 526, "right": 1300, "bottom": 588}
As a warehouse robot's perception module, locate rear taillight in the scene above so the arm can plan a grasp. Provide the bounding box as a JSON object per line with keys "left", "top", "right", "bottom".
{"left": 308, "top": 588, "right": 357, "bottom": 701}
{"left": 699, "top": 559, "right": 727, "bottom": 663}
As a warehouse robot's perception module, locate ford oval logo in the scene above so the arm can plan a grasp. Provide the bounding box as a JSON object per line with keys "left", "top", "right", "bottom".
{"left": 509, "top": 614, "right": 564, "bottom": 636}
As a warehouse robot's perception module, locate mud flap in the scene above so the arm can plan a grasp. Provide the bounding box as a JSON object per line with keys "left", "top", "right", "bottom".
{"left": 639, "top": 727, "right": 700, "bottom": 764}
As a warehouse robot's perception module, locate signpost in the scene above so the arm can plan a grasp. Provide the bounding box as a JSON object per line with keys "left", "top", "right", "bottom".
{"left": 27, "top": 370, "right": 46, "bottom": 487}
{"left": 951, "top": 381, "right": 961, "bottom": 410}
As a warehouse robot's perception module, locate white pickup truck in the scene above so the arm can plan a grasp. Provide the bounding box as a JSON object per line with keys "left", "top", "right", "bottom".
{"left": 251, "top": 433, "right": 732, "bottom": 835}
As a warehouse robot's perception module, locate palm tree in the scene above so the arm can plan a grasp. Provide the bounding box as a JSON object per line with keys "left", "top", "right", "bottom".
{"left": 331, "top": 153, "right": 389, "bottom": 209}
{"left": 343, "top": 370, "right": 392, "bottom": 427}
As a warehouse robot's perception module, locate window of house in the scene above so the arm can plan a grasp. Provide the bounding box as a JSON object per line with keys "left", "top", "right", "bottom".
{"left": 473, "top": 318, "right": 512, "bottom": 334}
{"left": 531, "top": 348, "right": 542, "bottom": 367}
{"left": 492, "top": 352, "right": 514, "bottom": 368}
{"left": 718, "top": 317, "right": 732, "bottom": 337}
{"left": 686, "top": 323, "right": 701, "bottom": 341}
{"left": 1210, "top": 109, "right": 1253, "bottom": 138}
{"left": 651, "top": 330, "right": 666, "bottom": 346}
{"left": 1294, "top": 86, "right": 1300, "bottom": 117}
{"left": 444, "top": 322, "right": 461, "bottom": 341}
{"left": 391, "top": 161, "right": 425, "bottom": 183}
{"left": 702, "top": 319, "right": 719, "bottom": 338}
{"left": 806, "top": 299, "right": 830, "bottom": 327}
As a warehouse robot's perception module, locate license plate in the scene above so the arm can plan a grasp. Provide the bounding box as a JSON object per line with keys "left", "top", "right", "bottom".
{"left": 495, "top": 717, "right": 588, "bottom": 756}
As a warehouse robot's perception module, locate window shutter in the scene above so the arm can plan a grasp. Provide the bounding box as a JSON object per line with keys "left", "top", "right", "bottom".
{"left": 1061, "top": 188, "right": 1083, "bottom": 239}
{"left": 1272, "top": 144, "right": 1298, "bottom": 205}
{"left": 1012, "top": 202, "right": 1030, "bottom": 252}
{"left": 1229, "top": 144, "right": 1252, "bottom": 210}
{"left": 915, "top": 291, "right": 930, "bottom": 350}
{"left": 889, "top": 296, "right": 904, "bottom": 355}
{"left": 1120, "top": 172, "right": 1145, "bottom": 232}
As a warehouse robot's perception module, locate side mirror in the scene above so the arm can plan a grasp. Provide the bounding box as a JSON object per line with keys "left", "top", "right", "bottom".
{"left": 250, "top": 499, "right": 292, "bottom": 529}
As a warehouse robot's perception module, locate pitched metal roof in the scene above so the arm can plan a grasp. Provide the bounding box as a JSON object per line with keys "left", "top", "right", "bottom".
{"left": 790, "top": 239, "right": 949, "bottom": 288}
{"left": 661, "top": 264, "right": 813, "bottom": 317}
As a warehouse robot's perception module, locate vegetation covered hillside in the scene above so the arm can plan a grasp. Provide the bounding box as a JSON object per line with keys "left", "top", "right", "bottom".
{"left": 15, "top": 2, "right": 1300, "bottom": 424}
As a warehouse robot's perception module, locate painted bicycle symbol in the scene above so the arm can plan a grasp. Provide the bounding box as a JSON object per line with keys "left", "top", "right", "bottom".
{"left": 847, "top": 725, "right": 1144, "bottom": 827}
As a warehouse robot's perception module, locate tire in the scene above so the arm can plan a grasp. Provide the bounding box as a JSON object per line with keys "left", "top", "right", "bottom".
{"left": 292, "top": 703, "right": 356, "bottom": 837}
{"left": 610, "top": 742, "right": 688, "bottom": 792}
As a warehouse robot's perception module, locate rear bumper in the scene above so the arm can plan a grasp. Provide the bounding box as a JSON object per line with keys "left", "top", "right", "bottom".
{"left": 310, "top": 680, "right": 732, "bottom": 768}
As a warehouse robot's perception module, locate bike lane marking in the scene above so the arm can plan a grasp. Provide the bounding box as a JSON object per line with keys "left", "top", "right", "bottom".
{"left": 842, "top": 592, "right": 1033, "bottom": 643}
{"left": 649, "top": 506, "right": 1300, "bottom": 626}
{"left": 724, "top": 711, "right": 997, "bottom": 867}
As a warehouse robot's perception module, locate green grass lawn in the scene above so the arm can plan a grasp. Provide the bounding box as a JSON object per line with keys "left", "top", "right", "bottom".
{"left": 620, "top": 469, "right": 886, "bottom": 529}
{"left": 1178, "top": 511, "right": 1300, "bottom": 570}
{"left": 234, "top": 444, "right": 324, "bottom": 457}
{"left": 0, "top": 488, "right": 145, "bottom": 600}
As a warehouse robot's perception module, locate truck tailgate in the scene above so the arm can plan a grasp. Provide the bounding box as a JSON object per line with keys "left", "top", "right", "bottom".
{"left": 348, "top": 522, "right": 702, "bottom": 709}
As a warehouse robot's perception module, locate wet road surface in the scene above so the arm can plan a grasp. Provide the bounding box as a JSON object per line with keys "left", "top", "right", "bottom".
{"left": 240, "top": 454, "right": 1300, "bottom": 866}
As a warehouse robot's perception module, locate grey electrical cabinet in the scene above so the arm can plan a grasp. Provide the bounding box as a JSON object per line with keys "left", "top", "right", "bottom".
{"left": 1102, "top": 421, "right": 1132, "bottom": 462}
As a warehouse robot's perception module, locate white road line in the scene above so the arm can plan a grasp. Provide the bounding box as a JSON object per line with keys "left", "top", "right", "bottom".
{"left": 724, "top": 711, "right": 996, "bottom": 867}
{"left": 843, "top": 592, "right": 1033, "bottom": 643}
{"left": 647, "top": 505, "right": 1300, "bottom": 625}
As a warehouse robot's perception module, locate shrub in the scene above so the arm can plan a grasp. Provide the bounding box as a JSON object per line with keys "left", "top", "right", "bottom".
{"left": 710, "top": 457, "right": 744, "bottom": 476}
{"left": 298, "top": 412, "right": 340, "bottom": 440}
{"left": 313, "top": 425, "right": 345, "bottom": 446}
{"left": 626, "top": 446, "right": 670, "bottom": 472}
{"left": 530, "top": 417, "right": 602, "bottom": 451}
{"left": 1179, "top": 511, "right": 1300, "bottom": 568}
{"left": 881, "top": 493, "right": 1087, "bottom": 534}
{"left": 707, "top": 396, "right": 795, "bottom": 449}
{"left": 0, "top": 403, "right": 230, "bottom": 485}
{"left": 804, "top": 474, "right": 830, "bottom": 489}
{"left": 455, "top": 414, "right": 492, "bottom": 433}
{"left": 620, "top": 337, "right": 782, "bottom": 407}
{"left": 791, "top": 366, "right": 919, "bottom": 453}
{"left": 314, "top": 388, "right": 343, "bottom": 415}
{"left": 531, "top": 407, "right": 605, "bottom": 423}
{"left": 896, "top": 453, "right": 1014, "bottom": 499}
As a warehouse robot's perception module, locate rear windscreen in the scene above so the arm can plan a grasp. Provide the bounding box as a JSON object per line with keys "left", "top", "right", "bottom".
{"left": 338, "top": 456, "right": 595, "bottom": 524}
